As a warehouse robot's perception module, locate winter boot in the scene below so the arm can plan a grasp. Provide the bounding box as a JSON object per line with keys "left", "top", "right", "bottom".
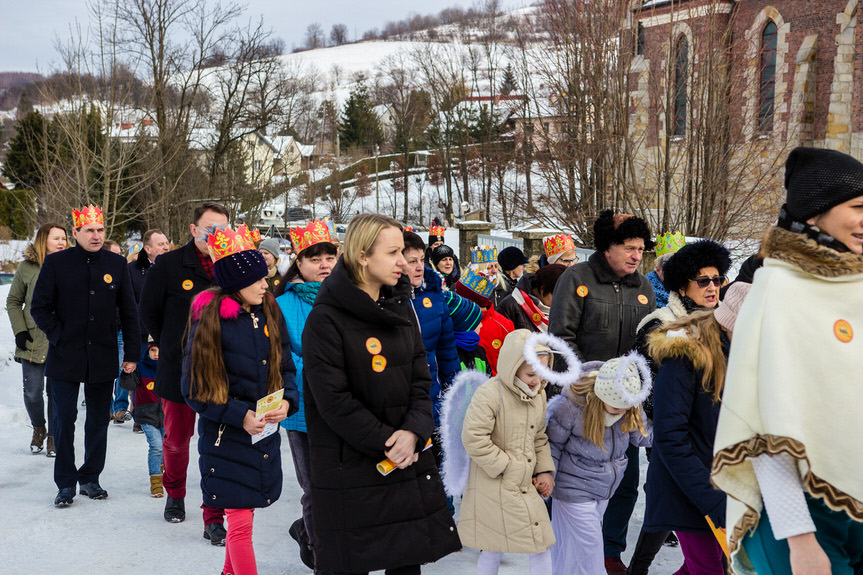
{"left": 30, "top": 425, "right": 47, "bottom": 454}
{"left": 164, "top": 496, "right": 185, "bottom": 523}
{"left": 46, "top": 435, "right": 56, "bottom": 457}
{"left": 150, "top": 475, "right": 164, "bottom": 498}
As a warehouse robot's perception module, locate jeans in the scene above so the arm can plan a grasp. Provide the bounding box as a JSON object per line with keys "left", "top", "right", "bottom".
{"left": 287, "top": 430, "right": 315, "bottom": 547}
{"left": 22, "top": 359, "right": 52, "bottom": 433}
{"left": 50, "top": 378, "right": 113, "bottom": 489}
{"left": 603, "top": 443, "right": 640, "bottom": 559}
{"left": 111, "top": 331, "right": 129, "bottom": 413}
{"left": 140, "top": 423, "right": 164, "bottom": 476}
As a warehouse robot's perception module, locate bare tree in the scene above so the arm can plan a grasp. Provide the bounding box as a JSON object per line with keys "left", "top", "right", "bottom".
{"left": 304, "top": 23, "right": 325, "bottom": 50}
{"left": 330, "top": 23, "right": 349, "bottom": 46}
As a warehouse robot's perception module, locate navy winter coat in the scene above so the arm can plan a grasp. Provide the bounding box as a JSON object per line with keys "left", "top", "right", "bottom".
{"left": 644, "top": 354, "right": 726, "bottom": 533}
{"left": 31, "top": 244, "right": 140, "bottom": 383}
{"left": 182, "top": 291, "right": 297, "bottom": 510}
{"left": 140, "top": 240, "right": 214, "bottom": 403}
{"left": 302, "top": 260, "right": 461, "bottom": 573}
{"left": 411, "top": 268, "right": 460, "bottom": 425}
{"left": 129, "top": 249, "right": 153, "bottom": 343}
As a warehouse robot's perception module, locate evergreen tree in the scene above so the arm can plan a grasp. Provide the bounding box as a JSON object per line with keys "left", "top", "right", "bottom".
{"left": 3, "top": 110, "right": 49, "bottom": 189}
{"left": 499, "top": 63, "right": 518, "bottom": 95}
{"left": 339, "top": 83, "right": 383, "bottom": 154}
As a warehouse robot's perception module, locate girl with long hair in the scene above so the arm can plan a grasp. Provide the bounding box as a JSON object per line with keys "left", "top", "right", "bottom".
{"left": 6, "top": 222, "right": 67, "bottom": 455}
{"left": 181, "top": 226, "right": 298, "bottom": 575}
{"left": 545, "top": 353, "right": 652, "bottom": 575}
{"left": 301, "top": 213, "right": 460, "bottom": 574}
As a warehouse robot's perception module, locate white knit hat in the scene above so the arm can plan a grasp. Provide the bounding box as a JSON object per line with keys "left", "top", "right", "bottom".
{"left": 594, "top": 352, "right": 652, "bottom": 410}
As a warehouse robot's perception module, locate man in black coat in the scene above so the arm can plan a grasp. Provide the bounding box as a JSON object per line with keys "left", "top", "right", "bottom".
{"left": 31, "top": 206, "right": 141, "bottom": 507}
{"left": 139, "top": 202, "right": 228, "bottom": 543}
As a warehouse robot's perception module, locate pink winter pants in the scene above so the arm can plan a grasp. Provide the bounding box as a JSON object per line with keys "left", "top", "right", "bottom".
{"left": 674, "top": 531, "right": 725, "bottom": 575}
{"left": 224, "top": 508, "right": 256, "bottom": 575}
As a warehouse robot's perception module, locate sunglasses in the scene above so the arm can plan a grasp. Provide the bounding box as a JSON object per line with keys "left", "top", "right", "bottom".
{"left": 691, "top": 275, "right": 726, "bottom": 288}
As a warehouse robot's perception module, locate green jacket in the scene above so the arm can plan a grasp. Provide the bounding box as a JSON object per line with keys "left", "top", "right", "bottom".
{"left": 6, "top": 244, "right": 49, "bottom": 364}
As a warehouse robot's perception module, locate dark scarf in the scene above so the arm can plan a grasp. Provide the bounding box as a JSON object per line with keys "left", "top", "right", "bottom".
{"left": 777, "top": 204, "right": 850, "bottom": 253}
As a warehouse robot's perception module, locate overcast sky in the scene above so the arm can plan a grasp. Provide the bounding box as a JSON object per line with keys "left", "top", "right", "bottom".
{"left": 0, "top": 0, "right": 520, "bottom": 73}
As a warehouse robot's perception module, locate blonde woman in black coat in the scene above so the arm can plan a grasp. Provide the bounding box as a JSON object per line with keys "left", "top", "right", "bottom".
{"left": 302, "top": 213, "right": 461, "bottom": 575}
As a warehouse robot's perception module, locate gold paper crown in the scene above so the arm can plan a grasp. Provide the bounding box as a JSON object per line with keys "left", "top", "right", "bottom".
{"left": 655, "top": 231, "right": 686, "bottom": 256}
{"left": 289, "top": 219, "right": 333, "bottom": 254}
{"left": 429, "top": 224, "right": 446, "bottom": 238}
{"left": 459, "top": 267, "right": 496, "bottom": 298}
{"left": 543, "top": 234, "right": 575, "bottom": 258}
{"left": 207, "top": 224, "right": 257, "bottom": 262}
{"left": 72, "top": 205, "right": 104, "bottom": 228}
{"left": 471, "top": 245, "right": 497, "bottom": 265}
{"left": 248, "top": 228, "right": 262, "bottom": 245}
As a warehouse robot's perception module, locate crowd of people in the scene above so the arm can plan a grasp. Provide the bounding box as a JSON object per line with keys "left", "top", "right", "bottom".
{"left": 6, "top": 146, "right": 863, "bottom": 575}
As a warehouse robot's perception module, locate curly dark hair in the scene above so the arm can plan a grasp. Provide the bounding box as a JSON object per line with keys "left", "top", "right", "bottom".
{"left": 662, "top": 239, "right": 732, "bottom": 293}
{"left": 593, "top": 209, "right": 655, "bottom": 252}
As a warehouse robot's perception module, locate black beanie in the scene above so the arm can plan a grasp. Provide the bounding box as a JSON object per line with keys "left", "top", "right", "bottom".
{"left": 498, "top": 246, "right": 528, "bottom": 272}
{"left": 431, "top": 244, "right": 456, "bottom": 267}
{"left": 214, "top": 249, "right": 268, "bottom": 294}
{"left": 593, "top": 209, "right": 655, "bottom": 252}
{"left": 784, "top": 147, "right": 863, "bottom": 222}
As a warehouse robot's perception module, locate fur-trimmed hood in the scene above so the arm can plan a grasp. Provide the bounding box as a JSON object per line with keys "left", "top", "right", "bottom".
{"left": 647, "top": 313, "right": 717, "bottom": 375}
{"left": 760, "top": 226, "right": 863, "bottom": 278}
{"left": 22, "top": 243, "right": 38, "bottom": 265}
{"left": 191, "top": 289, "right": 242, "bottom": 321}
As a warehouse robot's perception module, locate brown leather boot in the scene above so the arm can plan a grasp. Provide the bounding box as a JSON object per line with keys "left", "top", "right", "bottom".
{"left": 30, "top": 425, "right": 46, "bottom": 454}
{"left": 46, "top": 435, "right": 56, "bottom": 457}
{"left": 150, "top": 474, "right": 164, "bottom": 498}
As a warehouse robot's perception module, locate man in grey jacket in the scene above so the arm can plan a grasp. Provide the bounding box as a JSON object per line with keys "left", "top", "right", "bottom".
{"left": 548, "top": 209, "right": 656, "bottom": 574}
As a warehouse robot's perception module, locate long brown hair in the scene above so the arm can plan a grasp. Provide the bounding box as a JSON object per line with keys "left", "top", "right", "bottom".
{"left": 33, "top": 222, "right": 67, "bottom": 266}
{"left": 569, "top": 373, "right": 647, "bottom": 450}
{"left": 187, "top": 289, "right": 284, "bottom": 404}
{"left": 650, "top": 309, "right": 727, "bottom": 402}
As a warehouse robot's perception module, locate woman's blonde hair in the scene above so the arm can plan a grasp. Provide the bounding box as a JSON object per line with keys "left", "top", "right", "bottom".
{"left": 342, "top": 213, "right": 402, "bottom": 286}
{"left": 570, "top": 373, "right": 647, "bottom": 450}
{"left": 33, "top": 222, "right": 68, "bottom": 266}
{"left": 650, "top": 309, "right": 727, "bottom": 402}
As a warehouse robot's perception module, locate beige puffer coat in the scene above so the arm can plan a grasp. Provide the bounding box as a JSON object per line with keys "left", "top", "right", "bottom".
{"left": 458, "top": 329, "right": 556, "bottom": 553}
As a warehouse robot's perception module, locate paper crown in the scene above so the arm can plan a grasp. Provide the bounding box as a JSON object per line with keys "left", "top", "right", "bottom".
{"left": 73, "top": 205, "right": 104, "bottom": 228}
{"left": 429, "top": 224, "right": 446, "bottom": 239}
{"left": 403, "top": 225, "right": 414, "bottom": 232}
{"left": 207, "top": 224, "right": 257, "bottom": 262}
{"left": 458, "top": 267, "right": 496, "bottom": 299}
{"left": 543, "top": 234, "right": 576, "bottom": 258}
{"left": 655, "top": 231, "right": 686, "bottom": 256}
{"left": 248, "top": 227, "right": 262, "bottom": 244}
{"left": 471, "top": 245, "right": 498, "bottom": 265}
{"left": 289, "top": 219, "right": 333, "bottom": 254}
{"left": 322, "top": 217, "right": 338, "bottom": 238}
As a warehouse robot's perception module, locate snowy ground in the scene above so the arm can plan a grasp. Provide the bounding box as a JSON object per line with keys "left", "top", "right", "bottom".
{"left": 0, "top": 283, "right": 682, "bottom": 574}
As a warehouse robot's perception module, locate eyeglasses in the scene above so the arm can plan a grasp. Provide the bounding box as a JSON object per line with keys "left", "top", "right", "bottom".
{"left": 558, "top": 257, "right": 578, "bottom": 265}
{"left": 691, "top": 275, "right": 726, "bottom": 288}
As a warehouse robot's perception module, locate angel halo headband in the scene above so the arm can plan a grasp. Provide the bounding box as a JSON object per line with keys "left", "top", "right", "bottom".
{"left": 522, "top": 332, "right": 583, "bottom": 388}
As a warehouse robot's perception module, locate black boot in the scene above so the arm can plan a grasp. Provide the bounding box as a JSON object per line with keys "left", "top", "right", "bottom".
{"left": 203, "top": 522, "right": 226, "bottom": 546}
{"left": 164, "top": 496, "right": 185, "bottom": 523}
{"left": 289, "top": 517, "right": 315, "bottom": 569}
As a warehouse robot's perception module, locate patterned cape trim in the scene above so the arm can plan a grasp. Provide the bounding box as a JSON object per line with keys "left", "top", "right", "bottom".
{"left": 712, "top": 434, "right": 863, "bottom": 553}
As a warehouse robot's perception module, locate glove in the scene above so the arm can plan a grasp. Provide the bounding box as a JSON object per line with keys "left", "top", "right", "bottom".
{"left": 15, "top": 331, "right": 32, "bottom": 351}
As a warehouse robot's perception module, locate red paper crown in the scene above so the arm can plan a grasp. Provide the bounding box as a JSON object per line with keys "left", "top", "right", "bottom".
{"left": 207, "top": 224, "right": 257, "bottom": 262}
{"left": 429, "top": 224, "right": 446, "bottom": 238}
{"left": 404, "top": 225, "right": 414, "bottom": 232}
{"left": 544, "top": 234, "right": 576, "bottom": 258}
{"left": 249, "top": 228, "right": 262, "bottom": 245}
{"left": 72, "top": 205, "right": 104, "bottom": 228}
{"left": 289, "top": 219, "right": 333, "bottom": 254}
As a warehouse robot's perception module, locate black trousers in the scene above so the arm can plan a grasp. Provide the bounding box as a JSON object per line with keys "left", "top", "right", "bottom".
{"left": 50, "top": 379, "right": 113, "bottom": 490}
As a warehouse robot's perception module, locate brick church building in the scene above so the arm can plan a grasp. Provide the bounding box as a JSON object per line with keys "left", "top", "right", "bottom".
{"left": 625, "top": 0, "right": 861, "bottom": 231}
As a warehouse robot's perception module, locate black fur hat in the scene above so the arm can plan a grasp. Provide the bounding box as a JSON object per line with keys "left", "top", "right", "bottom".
{"left": 662, "top": 239, "right": 731, "bottom": 293}
{"left": 593, "top": 209, "right": 655, "bottom": 252}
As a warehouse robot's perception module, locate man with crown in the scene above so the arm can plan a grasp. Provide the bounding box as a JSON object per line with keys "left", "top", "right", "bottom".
{"left": 548, "top": 209, "right": 657, "bottom": 574}
{"left": 139, "top": 202, "right": 229, "bottom": 541}
{"left": 31, "top": 205, "right": 141, "bottom": 507}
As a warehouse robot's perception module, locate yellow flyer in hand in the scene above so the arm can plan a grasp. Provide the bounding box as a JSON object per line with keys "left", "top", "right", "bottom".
{"left": 251, "top": 389, "right": 284, "bottom": 445}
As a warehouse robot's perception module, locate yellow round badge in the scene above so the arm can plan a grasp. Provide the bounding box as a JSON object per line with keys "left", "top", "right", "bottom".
{"left": 423, "top": 297, "right": 433, "bottom": 308}
{"left": 366, "top": 337, "right": 382, "bottom": 355}
{"left": 103, "top": 274, "right": 113, "bottom": 284}
{"left": 274, "top": 279, "right": 280, "bottom": 286}
{"left": 576, "top": 285, "right": 589, "bottom": 297}
{"left": 492, "top": 339, "right": 502, "bottom": 350}
{"left": 182, "top": 279, "right": 194, "bottom": 291}
{"left": 371, "top": 355, "right": 387, "bottom": 373}
{"left": 146, "top": 381, "right": 154, "bottom": 391}
{"left": 532, "top": 313, "right": 542, "bottom": 323}
{"left": 638, "top": 294, "right": 649, "bottom": 305}
{"left": 834, "top": 319, "right": 853, "bottom": 343}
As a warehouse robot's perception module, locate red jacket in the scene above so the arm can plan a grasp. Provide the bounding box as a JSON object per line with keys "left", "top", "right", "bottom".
{"left": 478, "top": 308, "right": 514, "bottom": 375}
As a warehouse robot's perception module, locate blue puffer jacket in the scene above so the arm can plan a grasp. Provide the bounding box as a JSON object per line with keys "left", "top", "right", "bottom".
{"left": 182, "top": 291, "right": 298, "bottom": 510}
{"left": 546, "top": 386, "right": 652, "bottom": 503}
{"left": 411, "top": 268, "right": 460, "bottom": 426}
{"left": 276, "top": 281, "right": 320, "bottom": 433}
